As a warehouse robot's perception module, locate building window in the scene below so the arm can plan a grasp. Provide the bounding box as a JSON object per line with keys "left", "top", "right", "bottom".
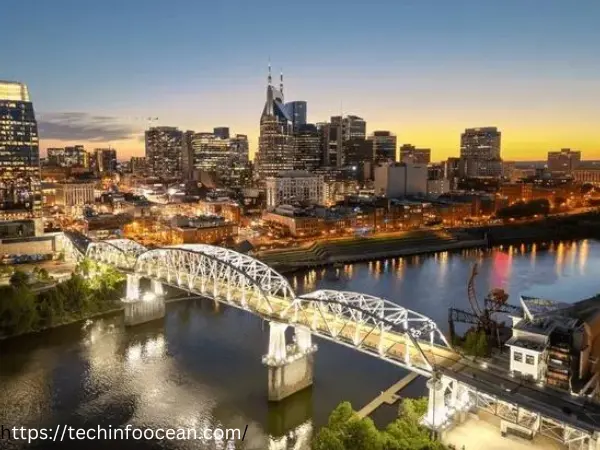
{"left": 525, "top": 355, "right": 535, "bottom": 365}
{"left": 514, "top": 352, "right": 523, "bottom": 362}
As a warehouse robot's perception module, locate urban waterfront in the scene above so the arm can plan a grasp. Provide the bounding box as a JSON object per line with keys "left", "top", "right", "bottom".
{"left": 1, "top": 240, "right": 600, "bottom": 450}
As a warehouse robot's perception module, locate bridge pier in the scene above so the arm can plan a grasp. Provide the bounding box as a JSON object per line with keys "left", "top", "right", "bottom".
{"left": 423, "top": 374, "right": 449, "bottom": 431}
{"left": 123, "top": 275, "right": 166, "bottom": 326}
{"left": 263, "top": 323, "right": 317, "bottom": 402}
{"left": 126, "top": 273, "right": 141, "bottom": 301}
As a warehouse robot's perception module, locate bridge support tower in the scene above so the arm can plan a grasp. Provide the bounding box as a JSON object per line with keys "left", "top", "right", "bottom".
{"left": 263, "top": 323, "right": 317, "bottom": 401}
{"left": 123, "top": 275, "right": 166, "bottom": 326}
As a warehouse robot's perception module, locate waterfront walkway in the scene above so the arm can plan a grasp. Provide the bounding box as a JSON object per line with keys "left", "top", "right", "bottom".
{"left": 357, "top": 372, "right": 419, "bottom": 418}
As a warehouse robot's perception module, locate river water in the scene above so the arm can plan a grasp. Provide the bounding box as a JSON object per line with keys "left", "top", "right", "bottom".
{"left": 1, "top": 240, "right": 599, "bottom": 449}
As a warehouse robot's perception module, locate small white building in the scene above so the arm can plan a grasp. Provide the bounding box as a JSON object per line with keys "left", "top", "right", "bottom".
{"left": 265, "top": 171, "right": 325, "bottom": 209}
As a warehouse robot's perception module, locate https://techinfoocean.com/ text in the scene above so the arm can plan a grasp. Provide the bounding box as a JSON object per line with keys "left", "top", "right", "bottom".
{"left": 1, "top": 424, "right": 248, "bottom": 444}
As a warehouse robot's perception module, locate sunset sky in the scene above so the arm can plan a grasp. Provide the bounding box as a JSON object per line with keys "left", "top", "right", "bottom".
{"left": 2, "top": 0, "right": 599, "bottom": 162}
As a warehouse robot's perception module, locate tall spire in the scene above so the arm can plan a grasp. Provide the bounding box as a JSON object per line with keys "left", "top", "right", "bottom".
{"left": 268, "top": 59, "right": 272, "bottom": 86}
{"left": 280, "top": 69, "right": 284, "bottom": 94}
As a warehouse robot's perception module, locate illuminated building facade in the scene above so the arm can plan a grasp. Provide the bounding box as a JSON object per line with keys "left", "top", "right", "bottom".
{"left": 0, "top": 81, "right": 41, "bottom": 221}
{"left": 47, "top": 145, "right": 88, "bottom": 168}
{"left": 294, "top": 124, "right": 321, "bottom": 171}
{"left": 94, "top": 148, "right": 117, "bottom": 174}
{"left": 256, "top": 67, "right": 295, "bottom": 179}
{"left": 460, "top": 127, "right": 502, "bottom": 178}
{"left": 145, "top": 126, "right": 183, "bottom": 179}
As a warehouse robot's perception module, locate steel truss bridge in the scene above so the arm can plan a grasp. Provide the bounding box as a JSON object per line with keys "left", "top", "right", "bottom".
{"left": 61, "top": 233, "right": 600, "bottom": 449}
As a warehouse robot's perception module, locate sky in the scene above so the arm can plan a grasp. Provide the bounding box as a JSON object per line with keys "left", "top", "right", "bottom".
{"left": 2, "top": 0, "right": 599, "bottom": 162}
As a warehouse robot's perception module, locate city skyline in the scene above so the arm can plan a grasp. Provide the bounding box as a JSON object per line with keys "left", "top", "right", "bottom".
{"left": 2, "top": 0, "right": 599, "bottom": 161}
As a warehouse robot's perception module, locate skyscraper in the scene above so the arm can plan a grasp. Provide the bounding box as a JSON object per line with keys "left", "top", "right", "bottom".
{"left": 145, "top": 126, "right": 183, "bottom": 179}
{"left": 369, "top": 131, "right": 397, "bottom": 164}
{"left": 460, "top": 127, "right": 501, "bottom": 160}
{"left": 94, "top": 148, "right": 117, "bottom": 174}
{"left": 294, "top": 124, "right": 321, "bottom": 172}
{"left": 460, "top": 127, "right": 502, "bottom": 178}
{"left": 325, "top": 115, "right": 367, "bottom": 167}
{"left": 256, "top": 66, "right": 295, "bottom": 180}
{"left": 285, "top": 101, "right": 307, "bottom": 132}
{"left": 47, "top": 145, "right": 88, "bottom": 168}
{"left": 0, "top": 81, "right": 41, "bottom": 221}
{"left": 399, "top": 144, "right": 431, "bottom": 165}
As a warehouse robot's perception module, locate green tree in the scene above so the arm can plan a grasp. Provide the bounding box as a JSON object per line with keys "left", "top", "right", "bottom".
{"left": 475, "top": 330, "right": 489, "bottom": 358}
{"left": 9, "top": 270, "right": 29, "bottom": 288}
{"left": 312, "top": 428, "right": 345, "bottom": 450}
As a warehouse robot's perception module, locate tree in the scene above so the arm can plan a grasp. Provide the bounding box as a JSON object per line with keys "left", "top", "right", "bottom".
{"left": 0, "top": 265, "right": 14, "bottom": 278}
{"left": 9, "top": 270, "right": 29, "bottom": 288}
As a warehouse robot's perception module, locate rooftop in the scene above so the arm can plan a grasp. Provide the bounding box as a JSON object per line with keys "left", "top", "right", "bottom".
{"left": 505, "top": 336, "right": 547, "bottom": 352}
{"left": 0, "top": 81, "right": 30, "bottom": 102}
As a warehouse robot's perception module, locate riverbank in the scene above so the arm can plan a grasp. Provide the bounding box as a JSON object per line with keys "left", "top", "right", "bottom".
{"left": 257, "top": 211, "right": 600, "bottom": 273}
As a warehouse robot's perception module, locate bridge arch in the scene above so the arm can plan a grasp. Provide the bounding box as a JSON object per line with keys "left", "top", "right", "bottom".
{"left": 284, "top": 289, "right": 452, "bottom": 374}
{"left": 134, "top": 244, "right": 296, "bottom": 315}
{"left": 86, "top": 238, "right": 146, "bottom": 268}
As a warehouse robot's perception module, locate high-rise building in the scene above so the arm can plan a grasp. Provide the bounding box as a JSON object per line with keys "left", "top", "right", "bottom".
{"left": 0, "top": 81, "right": 41, "bottom": 220}
{"left": 460, "top": 127, "right": 502, "bottom": 178}
{"left": 547, "top": 148, "right": 581, "bottom": 174}
{"left": 325, "top": 115, "right": 367, "bottom": 167}
{"left": 94, "top": 148, "right": 117, "bottom": 174}
{"left": 256, "top": 67, "right": 295, "bottom": 180}
{"left": 294, "top": 124, "right": 321, "bottom": 172}
{"left": 369, "top": 131, "right": 397, "bottom": 164}
{"left": 285, "top": 101, "right": 307, "bottom": 132}
{"left": 47, "top": 145, "right": 88, "bottom": 168}
{"left": 181, "top": 130, "right": 195, "bottom": 181}
{"left": 130, "top": 157, "right": 147, "bottom": 176}
{"left": 213, "top": 127, "right": 230, "bottom": 139}
{"left": 341, "top": 138, "right": 373, "bottom": 168}
{"left": 188, "top": 131, "right": 250, "bottom": 187}
{"left": 399, "top": 144, "right": 431, "bottom": 165}
{"left": 145, "top": 126, "right": 183, "bottom": 179}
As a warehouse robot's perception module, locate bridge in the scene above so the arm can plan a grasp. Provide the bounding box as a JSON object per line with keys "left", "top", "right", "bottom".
{"left": 61, "top": 232, "right": 600, "bottom": 449}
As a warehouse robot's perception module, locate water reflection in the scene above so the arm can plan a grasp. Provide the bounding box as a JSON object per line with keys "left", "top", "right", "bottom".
{"left": 2, "top": 240, "right": 600, "bottom": 450}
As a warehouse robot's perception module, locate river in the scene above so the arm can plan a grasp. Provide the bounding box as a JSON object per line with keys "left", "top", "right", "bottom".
{"left": 1, "top": 240, "right": 599, "bottom": 449}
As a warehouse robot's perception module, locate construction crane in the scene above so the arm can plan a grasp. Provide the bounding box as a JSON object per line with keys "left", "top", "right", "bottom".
{"left": 448, "top": 263, "right": 522, "bottom": 347}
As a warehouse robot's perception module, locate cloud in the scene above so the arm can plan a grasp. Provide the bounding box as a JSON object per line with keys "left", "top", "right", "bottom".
{"left": 37, "top": 112, "right": 141, "bottom": 142}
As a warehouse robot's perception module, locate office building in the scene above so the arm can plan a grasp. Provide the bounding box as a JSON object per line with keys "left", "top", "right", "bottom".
{"left": 294, "top": 123, "right": 321, "bottom": 172}
{"left": 145, "top": 126, "right": 183, "bottom": 179}
{"left": 399, "top": 144, "right": 431, "bottom": 165}
{"left": 130, "top": 157, "right": 147, "bottom": 176}
{"left": 369, "top": 131, "right": 397, "bottom": 164}
{"left": 460, "top": 127, "right": 501, "bottom": 160}
{"left": 265, "top": 171, "right": 325, "bottom": 208}
{"left": 187, "top": 131, "right": 249, "bottom": 187}
{"left": 343, "top": 138, "right": 373, "bottom": 168}
{"left": 374, "top": 162, "right": 427, "bottom": 198}
{"left": 573, "top": 165, "right": 600, "bottom": 186}
{"left": 47, "top": 145, "right": 88, "bottom": 168}
{"left": 94, "top": 148, "right": 117, "bottom": 174}
{"left": 547, "top": 148, "right": 581, "bottom": 174}
{"left": 285, "top": 101, "right": 307, "bottom": 132}
{"left": 321, "top": 115, "right": 367, "bottom": 168}
{"left": 0, "top": 81, "right": 41, "bottom": 221}
{"left": 213, "top": 127, "right": 230, "bottom": 139}
{"left": 181, "top": 130, "right": 195, "bottom": 180}
{"left": 256, "top": 67, "right": 295, "bottom": 179}
{"left": 459, "top": 127, "right": 502, "bottom": 178}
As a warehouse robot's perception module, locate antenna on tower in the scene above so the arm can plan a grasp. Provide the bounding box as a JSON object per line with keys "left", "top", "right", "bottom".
{"left": 280, "top": 69, "right": 284, "bottom": 94}
{"left": 268, "top": 58, "right": 272, "bottom": 86}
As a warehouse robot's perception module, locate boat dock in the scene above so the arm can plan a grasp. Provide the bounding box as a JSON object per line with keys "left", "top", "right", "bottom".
{"left": 356, "top": 372, "right": 419, "bottom": 418}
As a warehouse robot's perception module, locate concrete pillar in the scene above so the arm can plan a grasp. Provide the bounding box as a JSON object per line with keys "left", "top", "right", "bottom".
{"left": 264, "top": 322, "right": 315, "bottom": 402}
{"left": 126, "top": 273, "right": 140, "bottom": 301}
{"left": 424, "top": 376, "right": 447, "bottom": 430}
{"left": 295, "top": 326, "right": 313, "bottom": 353}
{"left": 151, "top": 279, "right": 164, "bottom": 296}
